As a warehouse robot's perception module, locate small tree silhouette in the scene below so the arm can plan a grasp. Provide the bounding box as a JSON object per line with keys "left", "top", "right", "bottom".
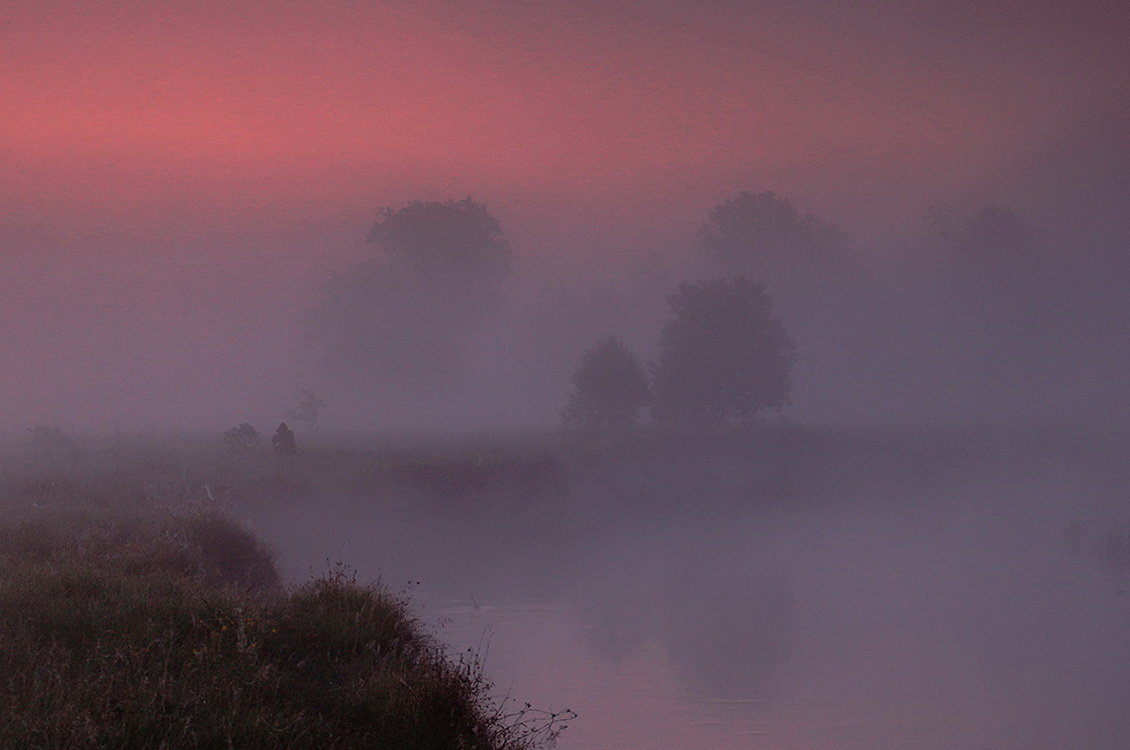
{"left": 651, "top": 278, "right": 796, "bottom": 425}
{"left": 221, "top": 424, "right": 261, "bottom": 451}
{"left": 561, "top": 336, "right": 651, "bottom": 434}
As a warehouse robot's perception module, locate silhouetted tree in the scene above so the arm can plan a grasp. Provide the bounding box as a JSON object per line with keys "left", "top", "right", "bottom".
{"left": 316, "top": 198, "right": 510, "bottom": 382}
{"left": 651, "top": 278, "right": 796, "bottom": 425}
{"left": 929, "top": 203, "right": 1036, "bottom": 264}
{"left": 222, "top": 423, "right": 260, "bottom": 450}
{"left": 366, "top": 198, "right": 510, "bottom": 301}
{"left": 695, "top": 191, "right": 845, "bottom": 284}
{"left": 561, "top": 336, "right": 651, "bottom": 433}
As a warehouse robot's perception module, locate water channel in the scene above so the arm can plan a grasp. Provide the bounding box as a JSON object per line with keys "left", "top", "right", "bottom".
{"left": 247, "top": 435, "right": 1130, "bottom": 749}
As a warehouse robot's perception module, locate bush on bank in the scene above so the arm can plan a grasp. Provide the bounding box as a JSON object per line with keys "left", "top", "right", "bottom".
{"left": 0, "top": 510, "right": 568, "bottom": 749}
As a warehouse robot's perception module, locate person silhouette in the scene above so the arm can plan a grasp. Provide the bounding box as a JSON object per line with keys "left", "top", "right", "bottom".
{"left": 272, "top": 422, "right": 298, "bottom": 456}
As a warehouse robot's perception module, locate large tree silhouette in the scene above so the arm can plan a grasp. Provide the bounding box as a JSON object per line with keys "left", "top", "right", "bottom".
{"left": 651, "top": 278, "right": 796, "bottom": 425}
{"left": 317, "top": 198, "right": 510, "bottom": 384}
{"left": 695, "top": 191, "right": 846, "bottom": 286}
{"left": 366, "top": 198, "right": 510, "bottom": 307}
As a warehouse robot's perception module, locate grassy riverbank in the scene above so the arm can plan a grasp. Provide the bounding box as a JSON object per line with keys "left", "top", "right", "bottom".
{"left": 0, "top": 447, "right": 570, "bottom": 749}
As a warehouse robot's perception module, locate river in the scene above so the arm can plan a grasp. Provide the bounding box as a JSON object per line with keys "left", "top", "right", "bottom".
{"left": 246, "top": 430, "right": 1130, "bottom": 749}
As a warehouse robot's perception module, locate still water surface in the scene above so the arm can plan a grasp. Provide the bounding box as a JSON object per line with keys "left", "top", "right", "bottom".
{"left": 251, "top": 448, "right": 1130, "bottom": 750}
{"left": 417, "top": 527, "right": 1130, "bottom": 749}
{"left": 425, "top": 598, "right": 901, "bottom": 750}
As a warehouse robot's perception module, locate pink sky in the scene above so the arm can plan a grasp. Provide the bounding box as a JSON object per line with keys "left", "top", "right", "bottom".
{"left": 2, "top": 0, "right": 1127, "bottom": 430}
{"left": 5, "top": 1, "right": 1123, "bottom": 230}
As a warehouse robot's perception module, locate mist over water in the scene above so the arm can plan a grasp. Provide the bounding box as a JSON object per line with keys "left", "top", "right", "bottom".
{"left": 242, "top": 428, "right": 1130, "bottom": 749}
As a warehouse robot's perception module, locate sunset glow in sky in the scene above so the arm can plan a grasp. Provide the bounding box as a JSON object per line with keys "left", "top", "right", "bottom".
{"left": 6, "top": 0, "right": 1125, "bottom": 227}
{"left": 3, "top": 0, "right": 1128, "bottom": 429}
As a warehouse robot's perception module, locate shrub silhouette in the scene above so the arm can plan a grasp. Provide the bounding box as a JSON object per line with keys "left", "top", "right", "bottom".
{"left": 221, "top": 423, "right": 261, "bottom": 451}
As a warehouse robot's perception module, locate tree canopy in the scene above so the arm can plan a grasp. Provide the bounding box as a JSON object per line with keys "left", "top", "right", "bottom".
{"left": 316, "top": 198, "right": 510, "bottom": 383}
{"left": 929, "top": 204, "right": 1036, "bottom": 264}
{"left": 695, "top": 191, "right": 845, "bottom": 281}
{"left": 651, "top": 278, "right": 796, "bottom": 425}
{"left": 561, "top": 336, "right": 651, "bottom": 433}
{"left": 366, "top": 197, "right": 510, "bottom": 305}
